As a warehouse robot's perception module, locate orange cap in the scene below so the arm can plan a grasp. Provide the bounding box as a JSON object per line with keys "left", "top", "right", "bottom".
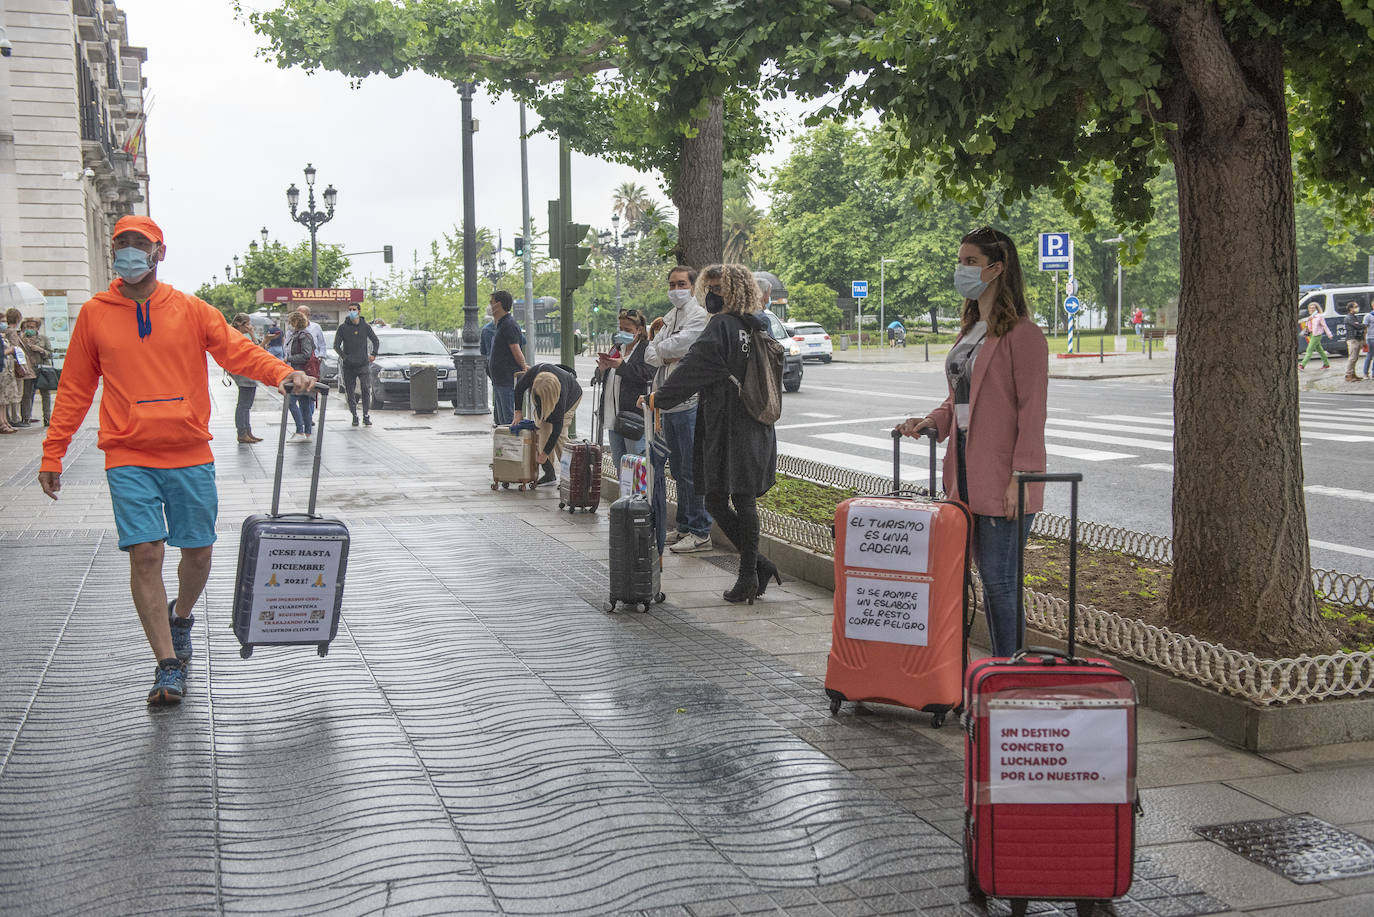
{"left": 112, "top": 215, "right": 163, "bottom": 244}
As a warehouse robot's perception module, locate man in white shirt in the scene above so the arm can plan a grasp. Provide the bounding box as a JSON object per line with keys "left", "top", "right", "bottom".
{"left": 644, "top": 266, "right": 713, "bottom": 552}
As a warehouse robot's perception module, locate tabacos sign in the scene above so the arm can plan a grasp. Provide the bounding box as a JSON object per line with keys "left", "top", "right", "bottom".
{"left": 257, "top": 288, "right": 366, "bottom": 304}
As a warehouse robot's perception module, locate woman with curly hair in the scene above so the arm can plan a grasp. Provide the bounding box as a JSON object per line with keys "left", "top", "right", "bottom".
{"left": 651, "top": 263, "right": 781, "bottom": 604}
{"left": 897, "top": 227, "right": 1048, "bottom": 657}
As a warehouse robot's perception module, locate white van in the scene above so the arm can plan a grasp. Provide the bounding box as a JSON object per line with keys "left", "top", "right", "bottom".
{"left": 1298, "top": 285, "right": 1374, "bottom": 356}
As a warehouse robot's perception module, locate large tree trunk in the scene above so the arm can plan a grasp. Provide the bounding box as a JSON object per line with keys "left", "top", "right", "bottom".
{"left": 671, "top": 96, "right": 725, "bottom": 269}
{"left": 1163, "top": 5, "right": 1334, "bottom": 656}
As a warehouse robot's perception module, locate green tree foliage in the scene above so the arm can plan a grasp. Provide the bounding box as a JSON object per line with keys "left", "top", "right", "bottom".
{"left": 234, "top": 240, "right": 351, "bottom": 292}
{"left": 786, "top": 281, "right": 843, "bottom": 330}
{"left": 194, "top": 282, "right": 255, "bottom": 321}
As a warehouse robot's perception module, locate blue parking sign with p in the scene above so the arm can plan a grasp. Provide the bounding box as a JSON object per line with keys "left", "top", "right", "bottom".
{"left": 1040, "top": 233, "right": 1071, "bottom": 271}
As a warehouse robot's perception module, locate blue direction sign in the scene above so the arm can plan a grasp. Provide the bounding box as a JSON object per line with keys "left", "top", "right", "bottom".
{"left": 1039, "top": 232, "right": 1071, "bottom": 272}
{"left": 852, "top": 280, "right": 868, "bottom": 299}
{"left": 1063, "top": 295, "right": 1081, "bottom": 315}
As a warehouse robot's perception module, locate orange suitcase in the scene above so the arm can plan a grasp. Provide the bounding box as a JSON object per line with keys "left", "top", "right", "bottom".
{"left": 825, "top": 429, "right": 972, "bottom": 727}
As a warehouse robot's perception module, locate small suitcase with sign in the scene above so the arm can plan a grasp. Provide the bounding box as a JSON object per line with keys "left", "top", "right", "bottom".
{"left": 491, "top": 425, "right": 539, "bottom": 491}
{"left": 231, "top": 383, "right": 350, "bottom": 658}
{"left": 963, "top": 473, "right": 1138, "bottom": 916}
{"left": 824, "top": 428, "right": 973, "bottom": 726}
{"left": 607, "top": 403, "right": 664, "bottom": 613}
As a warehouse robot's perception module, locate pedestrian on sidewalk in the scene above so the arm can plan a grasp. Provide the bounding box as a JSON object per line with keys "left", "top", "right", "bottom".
{"left": 229, "top": 314, "right": 264, "bottom": 443}
{"left": 488, "top": 291, "right": 529, "bottom": 426}
{"left": 17, "top": 316, "right": 53, "bottom": 426}
{"left": 1364, "top": 308, "right": 1374, "bottom": 380}
{"left": 0, "top": 312, "right": 24, "bottom": 429}
{"left": 652, "top": 263, "right": 782, "bottom": 605}
{"left": 37, "top": 215, "right": 308, "bottom": 706}
{"left": 513, "top": 362, "right": 581, "bottom": 486}
{"left": 333, "top": 303, "right": 379, "bottom": 426}
{"left": 1299, "top": 303, "right": 1331, "bottom": 369}
{"left": 1132, "top": 307, "right": 1145, "bottom": 339}
{"left": 897, "top": 226, "right": 1048, "bottom": 658}
{"left": 595, "top": 308, "right": 653, "bottom": 467}
{"left": 283, "top": 311, "right": 317, "bottom": 443}
{"left": 644, "top": 266, "right": 713, "bottom": 554}
{"left": 1342, "top": 301, "right": 1365, "bottom": 381}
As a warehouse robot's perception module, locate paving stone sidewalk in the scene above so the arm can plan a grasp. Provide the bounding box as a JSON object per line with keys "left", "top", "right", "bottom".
{"left": 0, "top": 378, "right": 1369, "bottom": 916}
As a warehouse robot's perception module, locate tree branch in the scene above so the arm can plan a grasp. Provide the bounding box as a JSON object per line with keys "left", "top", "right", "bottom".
{"left": 1155, "top": 0, "right": 1268, "bottom": 139}
{"left": 826, "top": 0, "right": 878, "bottom": 25}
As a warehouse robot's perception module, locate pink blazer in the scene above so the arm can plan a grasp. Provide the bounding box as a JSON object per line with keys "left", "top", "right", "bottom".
{"left": 927, "top": 319, "right": 1048, "bottom": 516}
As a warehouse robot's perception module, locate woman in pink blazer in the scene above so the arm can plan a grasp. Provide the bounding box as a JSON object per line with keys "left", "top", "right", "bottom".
{"left": 897, "top": 227, "right": 1048, "bottom": 657}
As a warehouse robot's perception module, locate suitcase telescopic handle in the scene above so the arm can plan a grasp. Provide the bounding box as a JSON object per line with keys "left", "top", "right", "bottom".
{"left": 272, "top": 380, "right": 331, "bottom": 518}
{"left": 1015, "top": 472, "right": 1082, "bottom": 658}
{"left": 890, "top": 426, "right": 937, "bottom": 496}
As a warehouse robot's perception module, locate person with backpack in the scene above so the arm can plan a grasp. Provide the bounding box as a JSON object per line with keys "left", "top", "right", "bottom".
{"left": 650, "top": 263, "right": 781, "bottom": 605}
{"left": 896, "top": 227, "right": 1048, "bottom": 658}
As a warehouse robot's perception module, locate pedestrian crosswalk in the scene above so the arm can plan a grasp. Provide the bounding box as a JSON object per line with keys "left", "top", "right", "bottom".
{"left": 780, "top": 406, "right": 1374, "bottom": 476}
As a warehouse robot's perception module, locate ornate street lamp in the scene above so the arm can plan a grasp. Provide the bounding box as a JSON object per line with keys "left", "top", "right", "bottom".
{"left": 286, "top": 162, "right": 336, "bottom": 288}
{"left": 597, "top": 213, "right": 636, "bottom": 309}
{"left": 411, "top": 269, "right": 434, "bottom": 329}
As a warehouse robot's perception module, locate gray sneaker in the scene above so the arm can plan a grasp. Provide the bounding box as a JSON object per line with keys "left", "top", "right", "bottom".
{"left": 668, "top": 532, "right": 713, "bottom": 554}
{"left": 168, "top": 599, "right": 194, "bottom": 663}
{"left": 664, "top": 530, "right": 688, "bottom": 546}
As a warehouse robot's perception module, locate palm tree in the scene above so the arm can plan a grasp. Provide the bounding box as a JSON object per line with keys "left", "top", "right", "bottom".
{"left": 613, "top": 181, "right": 651, "bottom": 225}
{"left": 723, "top": 196, "right": 763, "bottom": 264}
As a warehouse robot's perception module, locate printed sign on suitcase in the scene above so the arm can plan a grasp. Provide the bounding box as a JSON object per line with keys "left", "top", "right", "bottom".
{"left": 841, "top": 498, "right": 934, "bottom": 574}
{"left": 245, "top": 532, "right": 346, "bottom": 644}
{"left": 842, "top": 575, "right": 931, "bottom": 646}
{"left": 985, "top": 702, "right": 1132, "bottom": 805}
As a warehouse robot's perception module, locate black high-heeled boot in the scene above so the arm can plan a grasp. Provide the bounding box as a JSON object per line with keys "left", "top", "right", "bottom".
{"left": 722, "top": 566, "right": 759, "bottom": 605}
{"left": 755, "top": 556, "right": 783, "bottom": 597}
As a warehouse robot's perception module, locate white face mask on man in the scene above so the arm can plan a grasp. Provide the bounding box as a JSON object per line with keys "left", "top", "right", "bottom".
{"left": 667, "top": 289, "right": 692, "bottom": 309}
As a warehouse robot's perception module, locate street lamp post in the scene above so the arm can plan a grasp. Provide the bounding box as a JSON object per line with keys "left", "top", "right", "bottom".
{"left": 597, "top": 213, "right": 636, "bottom": 309}
{"left": 879, "top": 257, "right": 896, "bottom": 341}
{"left": 453, "top": 81, "right": 489, "bottom": 415}
{"left": 286, "top": 162, "right": 337, "bottom": 289}
{"left": 480, "top": 244, "right": 507, "bottom": 288}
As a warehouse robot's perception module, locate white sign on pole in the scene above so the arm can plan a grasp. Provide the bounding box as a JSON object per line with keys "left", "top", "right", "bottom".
{"left": 844, "top": 575, "right": 931, "bottom": 646}
{"left": 852, "top": 280, "right": 868, "bottom": 299}
{"left": 1039, "top": 232, "right": 1071, "bottom": 272}
{"left": 986, "top": 706, "right": 1131, "bottom": 804}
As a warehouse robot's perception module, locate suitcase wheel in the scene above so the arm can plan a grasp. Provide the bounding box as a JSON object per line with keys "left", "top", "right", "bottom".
{"left": 963, "top": 836, "right": 985, "bottom": 904}
{"left": 1074, "top": 902, "right": 1097, "bottom": 917}
{"left": 317, "top": 644, "right": 329, "bottom": 657}
{"left": 931, "top": 711, "right": 947, "bottom": 729}
{"left": 559, "top": 501, "right": 566, "bottom": 509}
{"left": 1010, "top": 899, "right": 1029, "bottom": 917}
{"left": 240, "top": 645, "right": 253, "bottom": 659}
{"left": 605, "top": 600, "right": 616, "bottom": 613}
{"left": 654, "top": 592, "right": 665, "bottom": 604}
{"left": 491, "top": 482, "right": 498, "bottom": 491}
{"left": 638, "top": 603, "right": 650, "bottom": 613}
{"left": 826, "top": 688, "right": 845, "bottom": 715}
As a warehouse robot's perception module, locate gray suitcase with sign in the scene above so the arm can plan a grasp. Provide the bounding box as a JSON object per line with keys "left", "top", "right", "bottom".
{"left": 232, "top": 383, "right": 350, "bottom": 658}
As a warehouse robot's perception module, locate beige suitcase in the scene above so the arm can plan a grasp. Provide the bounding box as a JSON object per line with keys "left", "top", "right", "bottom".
{"left": 491, "top": 427, "right": 539, "bottom": 490}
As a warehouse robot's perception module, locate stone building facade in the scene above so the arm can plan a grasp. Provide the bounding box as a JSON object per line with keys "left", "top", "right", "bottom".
{"left": 0, "top": 0, "right": 149, "bottom": 344}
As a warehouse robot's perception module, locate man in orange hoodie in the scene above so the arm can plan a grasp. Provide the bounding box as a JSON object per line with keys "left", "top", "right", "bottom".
{"left": 38, "top": 216, "right": 311, "bottom": 706}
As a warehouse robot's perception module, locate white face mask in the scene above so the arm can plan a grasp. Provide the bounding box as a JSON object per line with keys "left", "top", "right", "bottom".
{"left": 954, "top": 264, "right": 991, "bottom": 300}
{"left": 667, "top": 289, "right": 692, "bottom": 309}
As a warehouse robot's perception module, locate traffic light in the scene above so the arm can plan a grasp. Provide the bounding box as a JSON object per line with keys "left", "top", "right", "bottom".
{"left": 564, "top": 221, "right": 592, "bottom": 292}
{"left": 547, "top": 200, "right": 562, "bottom": 254}
{"left": 513, "top": 236, "right": 525, "bottom": 258}
{"left": 383, "top": 244, "right": 393, "bottom": 263}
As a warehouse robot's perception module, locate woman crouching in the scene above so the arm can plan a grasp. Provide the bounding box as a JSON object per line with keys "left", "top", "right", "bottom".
{"left": 514, "top": 363, "right": 582, "bottom": 486}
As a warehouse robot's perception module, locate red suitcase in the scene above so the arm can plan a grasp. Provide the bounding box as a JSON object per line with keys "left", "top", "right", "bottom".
{"left": 963, "top": 473, "right": 1138, "bottom": 916}
{"left": 825, "top": 429, "right": 973, "bottom": 727}
{"left": 558, "top": 441, "right": 603, "bottom": 513}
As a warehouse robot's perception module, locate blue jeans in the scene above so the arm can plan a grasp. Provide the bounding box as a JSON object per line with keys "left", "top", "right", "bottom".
{"left": 662, "top": 407, "right": 711, "bottom": 537}
{"left": 289, "top": 394, "right": 315, "bottom": 434}
{"left": 492, "top": 384, "right": 515, "bottom": 426}
{"left": 1364, "top": 344, "right": 1373, "bottom": 377}
{"left": 974, "top": 512, "right": 1036, "bottom": 658}
{"left": 608, "top": 429, "right": 644, "bottom": 469}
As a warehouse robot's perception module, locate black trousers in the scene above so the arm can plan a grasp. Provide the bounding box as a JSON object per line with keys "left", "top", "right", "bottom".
{"left": 341, "top": 364, "right": 372, "bottom": 416}
{"left": 704, "top": 491, "right": 760, "bottom": 577}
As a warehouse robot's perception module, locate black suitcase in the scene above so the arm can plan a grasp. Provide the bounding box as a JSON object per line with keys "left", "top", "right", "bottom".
{"left": 606, "top": 403, "right": 664, "bottom": 613}
{"left": 231, "top": 382, "right": 350, "bottom": 658}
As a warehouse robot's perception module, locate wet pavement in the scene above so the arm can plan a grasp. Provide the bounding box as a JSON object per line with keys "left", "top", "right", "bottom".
{"left": 1, "top": 374, "right": 1371, "bottom": 916}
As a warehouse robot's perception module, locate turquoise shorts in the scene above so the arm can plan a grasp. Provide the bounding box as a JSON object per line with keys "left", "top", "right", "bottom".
{"left": 106, "top": 464, "right": 218, "bottom": 551}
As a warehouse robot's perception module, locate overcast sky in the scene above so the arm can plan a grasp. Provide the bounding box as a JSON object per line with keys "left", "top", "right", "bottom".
{"left": 118, "top": 1, "right": 812, "bottom": 294}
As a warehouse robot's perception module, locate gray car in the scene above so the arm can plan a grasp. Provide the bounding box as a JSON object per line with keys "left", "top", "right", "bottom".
{"left": 367, "top": 328, "right": 458, "bottom": 409}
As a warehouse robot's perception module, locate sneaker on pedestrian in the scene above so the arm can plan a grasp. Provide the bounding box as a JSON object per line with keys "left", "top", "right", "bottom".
{"left": 147, "top": 659, "right": 187, "bottom": 706}
{"left": 168, "top": 599, "right": 194, "bottom": 663}
{"left": 351, "top": 414, "right": 360, "bottom": 426}
{"left": 287, "top": 431, "right": 305, "bottom": 443}
{"left": 669, "top": 532, "right": 713, "bottom": 554}
{"left": 664, "top": 530, "right": 688, "bottom": 546}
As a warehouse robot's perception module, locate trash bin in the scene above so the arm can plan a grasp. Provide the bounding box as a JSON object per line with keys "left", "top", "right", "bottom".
{"left": 409, "top": 362, "right": 438, "bottom": 414}
{"left": 839, "top": 336, "right": 849, "bottom": 351}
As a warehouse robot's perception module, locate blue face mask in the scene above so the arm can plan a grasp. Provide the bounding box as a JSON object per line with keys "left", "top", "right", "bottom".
{"left": 612, "top": 330, "right": 634, "bottom": 346}
{"left": 348, "top": 310, "right": 360, "bottom": 322}
{"left": 953, "top": 264, "right": 990, "bottom": 300}
{"left": 113, "top": 247, "right": 154, "bottom": 283}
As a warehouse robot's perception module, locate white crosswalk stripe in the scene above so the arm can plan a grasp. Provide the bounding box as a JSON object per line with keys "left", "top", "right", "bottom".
{"left": 812, "top": 431, "right": 1133, "bottom": 463}
{"left": 1048, "top": 418, "right": 1173, "bottom": 438}
{"left": 1091, "top": 413, "right": 1374, "bottom": 442}
{"left": 776, "top": 441, "right": 928, "bottom": 484}
{"left": 1306, "top": 485, "right": 1374, "bottom": 504}
{"left": 1137, "top": 463, "right": 1174, "bottom": 472}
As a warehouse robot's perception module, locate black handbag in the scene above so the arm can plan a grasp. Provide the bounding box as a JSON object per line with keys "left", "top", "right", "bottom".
{"left": 612, "top": 409, "right": 645, "bottom": 440}
{"left": 35, "top": 365, "right": 60, "bottom": 391}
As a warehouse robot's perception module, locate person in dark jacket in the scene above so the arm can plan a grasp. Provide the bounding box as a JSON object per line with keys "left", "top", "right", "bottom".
{"left": 595, "top": 308, "right": 654, "bottom": 467}
{"left": 652, "top": 263, "right": 781, "bottom": 604}
{"left": 513, "top": 362, "right": 582, "bottom": 485}
{"left": 333, "top": 305, "right": 380, "bottom": 425}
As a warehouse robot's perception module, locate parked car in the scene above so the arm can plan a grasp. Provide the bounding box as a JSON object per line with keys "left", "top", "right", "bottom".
{"left": 368, "top": 328, "right": 458, "bottom": 409}
{"left": 319, "top": 350, "right": 339, "bottom": 388}
{"left": 1297, "top": 285, "right": 1374, "bottom": 356}
{"left": 788, "top": 321, "right": 833, "bottom": 362}
{"left": 762, "top": 309, "right": 804, "bottom": 392}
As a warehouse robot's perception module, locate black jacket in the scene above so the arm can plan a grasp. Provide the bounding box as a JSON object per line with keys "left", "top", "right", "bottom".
{"left": 655, "top": 312, "right": 777, "bottom": 497}
{"left": 615, "top": 339, "right": 654, "bottom": 414}
{"left": 514, "top": 362, "right": 583, "bottom": 454}
{"left": 333, "top": 319, "right": 379, "bottom": 369}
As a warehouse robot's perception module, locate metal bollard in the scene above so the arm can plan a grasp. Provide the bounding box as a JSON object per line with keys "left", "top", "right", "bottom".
{"left": 1148, "top": 335, "right": 1153, "bottom": 359}
{"left": 1099, "top": 334, "right": 1104, "bottom": 363}
{"left": 924, "top": 339, "right": 929, "bottom": 362}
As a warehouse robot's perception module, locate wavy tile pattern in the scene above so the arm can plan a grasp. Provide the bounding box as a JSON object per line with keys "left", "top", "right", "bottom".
{"left": 0, "top": 510, "right": 1227, "bottom": 917}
